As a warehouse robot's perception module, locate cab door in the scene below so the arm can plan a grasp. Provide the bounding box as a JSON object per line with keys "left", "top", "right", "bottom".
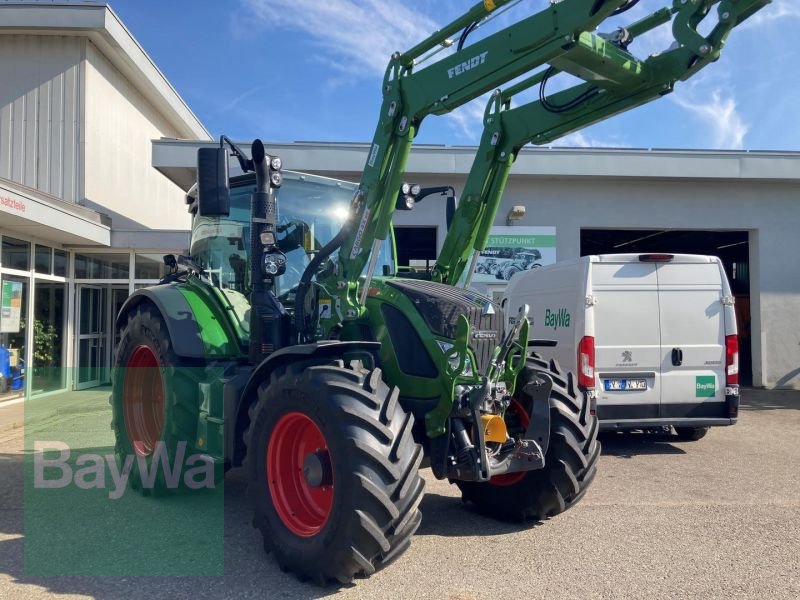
{"left": 656, "top": 261, "right": 727, "bottom": 418}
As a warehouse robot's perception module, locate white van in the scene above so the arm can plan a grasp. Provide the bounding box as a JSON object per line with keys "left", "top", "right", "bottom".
{"left": 503, "top": 254, "right": 740, "bottom": 440}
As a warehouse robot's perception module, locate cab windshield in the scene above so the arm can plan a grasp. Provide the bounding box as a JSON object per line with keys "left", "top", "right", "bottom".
{"left": 190, "top": 171, "right": 394, "bottom": 314}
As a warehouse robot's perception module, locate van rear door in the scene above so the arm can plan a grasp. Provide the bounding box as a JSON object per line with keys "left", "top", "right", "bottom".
{"left": 593, "top": 260, "right": 662, "bottom": 420}
{"left": 656, "top": 260, "right": 727, "bottom": 417}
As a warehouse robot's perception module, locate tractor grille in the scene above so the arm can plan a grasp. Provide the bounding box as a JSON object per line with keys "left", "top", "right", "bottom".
{"left": 386, "top": 279, "right": 504, "bottom": 373}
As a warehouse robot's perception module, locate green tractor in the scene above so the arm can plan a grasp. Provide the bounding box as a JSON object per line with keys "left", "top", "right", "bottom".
{"left": 111, "top": 0, "right": 768, "bottom": 584}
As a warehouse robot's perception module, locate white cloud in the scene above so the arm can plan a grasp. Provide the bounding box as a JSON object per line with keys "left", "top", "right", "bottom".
{"left": 237, "top": 0, "right": 439, "bottom": 77}
{"left": 447, "top": 95, "right": 490, "bottom": 140}
{"left": 740, "top": 0, "right": 800, "bottom": 29}
{"left": 236, "top": 0, "right": 506, "bottom": 140}
{"left": 671, "top": 88, "right": 748, "bottom": 149}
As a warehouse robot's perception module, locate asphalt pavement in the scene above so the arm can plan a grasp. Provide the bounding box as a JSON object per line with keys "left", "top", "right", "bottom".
{"left": 1, "top": 388, "right": 798, "bottom": 599}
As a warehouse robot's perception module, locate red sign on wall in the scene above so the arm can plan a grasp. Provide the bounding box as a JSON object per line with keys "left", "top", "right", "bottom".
{"left": 1, "top": 195, "right": 26, "bottom": 213}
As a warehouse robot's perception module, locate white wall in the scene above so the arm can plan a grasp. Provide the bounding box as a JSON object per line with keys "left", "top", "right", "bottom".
{"left": 83, "top": 41, "right": 189, "bottom": 231}
{"left": 0, "top": 35, "right": 82, "bottom": 202}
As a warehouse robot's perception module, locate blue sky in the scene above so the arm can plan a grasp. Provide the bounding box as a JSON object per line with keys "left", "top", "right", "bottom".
{"left": 107, "top": 0, "right": 799, "bottom": 151}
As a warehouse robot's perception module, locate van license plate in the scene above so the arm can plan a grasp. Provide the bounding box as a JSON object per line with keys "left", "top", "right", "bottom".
{"left": 604, "top": 378, "right": 647, "bottom": 391}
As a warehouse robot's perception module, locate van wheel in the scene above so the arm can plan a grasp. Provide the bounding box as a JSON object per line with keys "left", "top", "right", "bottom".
{"left": 674, "top": 426, "right": 709, "bottom": 441}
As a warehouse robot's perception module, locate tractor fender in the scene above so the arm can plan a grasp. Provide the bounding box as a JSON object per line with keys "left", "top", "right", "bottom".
{"left": 240, "top": 341, "right": 382, "bottom": 404}
{"left": 115, "top": 286, "right": 206, "bottom": 359}
{"left": 229, "top": 341, "right": 382, "bottom": 467}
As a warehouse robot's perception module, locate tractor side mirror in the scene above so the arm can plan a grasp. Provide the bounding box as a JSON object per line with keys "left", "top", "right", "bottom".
{"left": 446, "top": 194, "right": 458, "bottom": 230}
{"left": 197, "top": 147, "right": 231, "bottom": 217}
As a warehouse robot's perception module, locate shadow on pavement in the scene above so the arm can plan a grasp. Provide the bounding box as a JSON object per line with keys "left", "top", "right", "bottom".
{"left": 415, "top": 490, "right": 542, "bottom": 538}
{"left": 598, "top": 431, "right": 687, "bottom": 458}
{"left": 740, "top": 387, "right": 800, "bottom": 412}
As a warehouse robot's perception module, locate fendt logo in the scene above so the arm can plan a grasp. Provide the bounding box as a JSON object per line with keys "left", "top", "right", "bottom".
{"left": 544, "top": 308, "right": 571, "bottom": 331}
{"left": 472, "top": 330, "right": 497, "bottom": 340}
{"left": 621, "top": 350, "right": 633, "bottom": 363}
{"left": 447, "top": 51, "right": 489, "bottom": 79}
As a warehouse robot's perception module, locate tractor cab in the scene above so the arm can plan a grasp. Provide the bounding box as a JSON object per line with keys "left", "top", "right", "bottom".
{"left": 187, "top": 171, "right": 395, "bottom": 334}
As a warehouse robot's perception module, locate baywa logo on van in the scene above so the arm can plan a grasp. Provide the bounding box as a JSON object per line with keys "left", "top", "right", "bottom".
{"left": 695, "top": 375, "right": 716, "bottom": 398}
{"left": 544, "top": 308, "right": 571, "bottom": 330}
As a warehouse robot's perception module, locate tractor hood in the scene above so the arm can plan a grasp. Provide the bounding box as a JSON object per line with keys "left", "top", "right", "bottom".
{"left": 384, "top": 279, "right": 504, "bottom": 374}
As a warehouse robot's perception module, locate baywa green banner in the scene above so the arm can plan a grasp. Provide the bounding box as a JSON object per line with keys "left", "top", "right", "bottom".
{"left": 23, "top": 367, "right": 224, "bottom": 576}
{"left": 472, "top": 226, "right": 556, "bottom": 284}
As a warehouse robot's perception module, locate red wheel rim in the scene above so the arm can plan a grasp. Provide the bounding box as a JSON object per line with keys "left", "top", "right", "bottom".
{"left": 267, "top": 412, "right": 334, "bottom": 537}
{"left": 490, "top": 399, "right": 531, "bottom": 487}
{"left": 123, "top": 345, "right": 165, "bottom": 457}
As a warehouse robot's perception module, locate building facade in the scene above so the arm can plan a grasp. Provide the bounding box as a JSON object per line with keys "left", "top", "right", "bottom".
{"left": 154, "top": 140, "right": 800, "bottom": 391}
{"left": 0, "top": 3, "right": 211, "bottom": 399}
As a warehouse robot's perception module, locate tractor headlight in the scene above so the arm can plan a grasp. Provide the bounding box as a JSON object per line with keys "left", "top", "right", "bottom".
{"left": 263, "top": 251, "right": 287, "bottom": 277}
{"left": 264, "top": 258, "right": 280, "bottom": 276}
{"left": 437, "top": 341, "right": 474, "bottom": 376}
{"left": 448, "top": 355, "right": 474, "bottom": 376}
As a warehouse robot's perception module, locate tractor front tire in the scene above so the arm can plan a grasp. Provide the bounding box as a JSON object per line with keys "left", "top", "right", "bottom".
{"left": 245, "top": 360, "right": 425, "bottom": 584}
{"left": 456, "top": 355, "right": 600, "bottom": 521}
{"left": 111, "top": 303, "right": 208, "bottom": 494}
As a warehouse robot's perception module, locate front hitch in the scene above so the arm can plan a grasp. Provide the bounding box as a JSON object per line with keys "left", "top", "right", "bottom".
{"left": 465, "top": 371, "right": 555, "bottom": 482}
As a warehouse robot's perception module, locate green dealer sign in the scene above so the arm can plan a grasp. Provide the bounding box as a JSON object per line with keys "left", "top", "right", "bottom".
{"left": 695, "top": 375, "right": 716, "bottom": 398}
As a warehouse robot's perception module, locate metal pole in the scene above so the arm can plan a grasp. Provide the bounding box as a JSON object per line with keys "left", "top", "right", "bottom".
{"left": 463, "top": 252, "right": 481, "bottom": 289}
{"left": 359, "top": 239, "right": 384, "bottom": 305}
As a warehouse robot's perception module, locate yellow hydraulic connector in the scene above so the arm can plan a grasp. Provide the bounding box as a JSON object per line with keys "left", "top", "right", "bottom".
{"left": 480, "top": 414, "right": 508, "bottom": 444}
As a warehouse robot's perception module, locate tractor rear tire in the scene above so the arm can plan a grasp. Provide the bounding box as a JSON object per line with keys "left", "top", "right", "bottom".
{"left": 245, "top": 360, "right": 425, "bottom": 584}
{"left": 111, "top": 303, "right": 209, "bottom": 494}
{"left": 674, "top": 426, "right": 709, "bottom": 441}
{"left": 456, "top": 355, "right": 600, "bottom": 521}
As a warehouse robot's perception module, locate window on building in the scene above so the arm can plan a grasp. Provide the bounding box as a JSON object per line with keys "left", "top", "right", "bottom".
{"left": 394, "top": 227, "right": 437, "bottom": 272}
{"left": 2, "top": 237, "right": 30, "bottom": 271}
{"left": 32, "top": 282, "right": 67, "bottom": 394}
{"left": 53, "top": 249, "right": 68, "bottom": 277}
{"left": 135, "top": 253, "right": 170, "bottom": 280}
{"left": 35, "top": 245, "right": 52, "bottom": 275}
{"left": 74, "top": 253, "right": 129, "bottom": 279}
{"left": 0, "top": 276, "right": 28, "bottom": 398}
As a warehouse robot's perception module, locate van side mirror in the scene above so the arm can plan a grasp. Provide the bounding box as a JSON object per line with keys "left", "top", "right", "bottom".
{"left": 197, "top": 147, "right": 230, "bottom": 217}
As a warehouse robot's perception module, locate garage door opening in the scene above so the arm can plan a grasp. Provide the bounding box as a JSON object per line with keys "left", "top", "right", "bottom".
{"left": 394, "top": 226, "right": 437, "bottom": 273}
{"left": 581, "top": 229, "right": 752, "bottom": 385}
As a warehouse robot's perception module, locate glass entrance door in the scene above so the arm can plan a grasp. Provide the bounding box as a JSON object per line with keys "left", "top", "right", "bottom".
{"left": 76, "top": 285, "right": 107, "bottom": 390}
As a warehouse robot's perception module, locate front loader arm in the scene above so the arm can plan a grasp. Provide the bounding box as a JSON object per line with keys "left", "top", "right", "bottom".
{"left": 432, "top": 0, "right": 771, "bottom": 286}
{"left": 305, "top": 0, "right": 631, "bottom": 332}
